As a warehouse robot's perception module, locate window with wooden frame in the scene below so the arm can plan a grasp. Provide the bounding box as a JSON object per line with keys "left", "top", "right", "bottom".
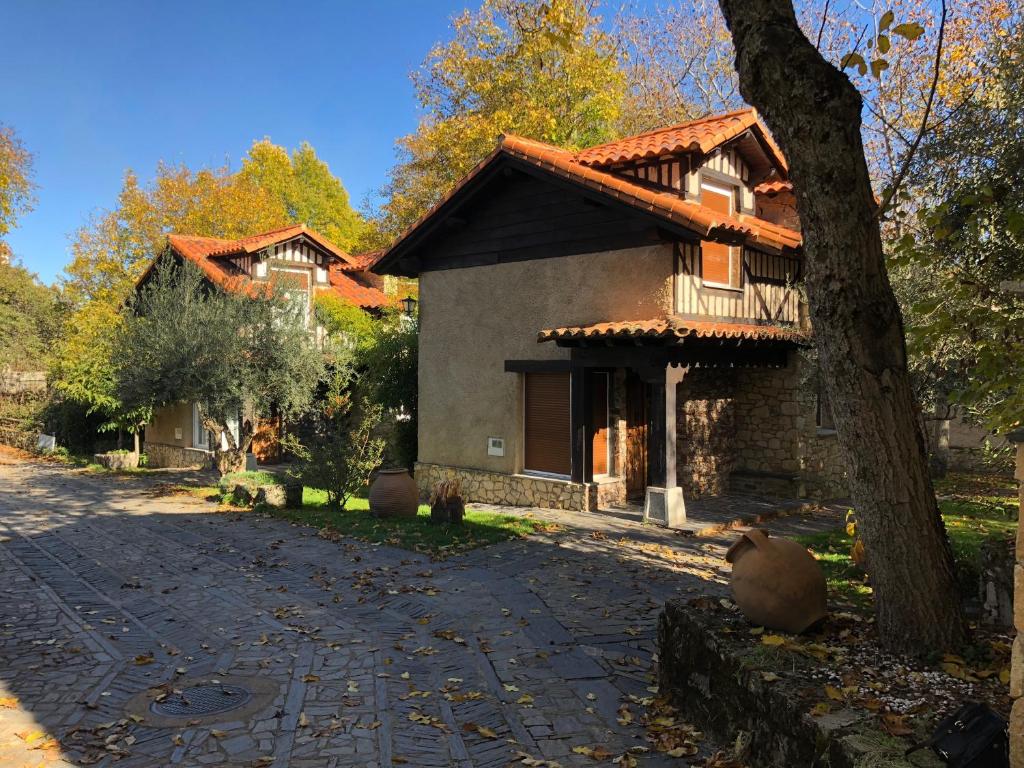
{"left": 700, "top": 181, "right": 742, "bottom": 290}
{"left": 523, "top": 372, "right": 571, "bottom": 477}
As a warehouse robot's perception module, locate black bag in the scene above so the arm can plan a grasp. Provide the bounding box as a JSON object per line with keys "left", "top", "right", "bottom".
{"left": 905, "top": 702, "right": 1008, "bottom": 767}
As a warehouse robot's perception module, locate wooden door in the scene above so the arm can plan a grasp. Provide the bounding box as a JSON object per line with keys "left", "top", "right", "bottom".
{"left": 591, "top": 372, "right": 609, "bottom": 476}
{"left": 625, "top": 372, "right": 648, "bottom": 500}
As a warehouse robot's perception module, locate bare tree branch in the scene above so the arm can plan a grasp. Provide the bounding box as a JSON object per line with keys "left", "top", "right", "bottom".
{"left": 875, "top": 0, "right": 947, "bottom": 219}
{"left": 815, "top": 0, "right": 832, "bottom": 51}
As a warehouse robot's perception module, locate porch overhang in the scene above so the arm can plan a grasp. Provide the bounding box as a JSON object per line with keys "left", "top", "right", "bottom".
{"left": 538, "top": 317, "right": 808, "bottom": 370}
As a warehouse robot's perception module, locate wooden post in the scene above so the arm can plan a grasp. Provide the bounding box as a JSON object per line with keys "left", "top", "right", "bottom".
{"left": 570, "top": 365, "right": 593, "bottom": 484}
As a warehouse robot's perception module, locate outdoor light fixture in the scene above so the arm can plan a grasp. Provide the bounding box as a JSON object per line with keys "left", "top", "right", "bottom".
{"left": 400, "top": 295, "right": 418, "bottom": 316}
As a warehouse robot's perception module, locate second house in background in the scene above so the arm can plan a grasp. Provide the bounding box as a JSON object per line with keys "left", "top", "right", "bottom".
{"left": 136, "top": 224, "right": 390, "bottom": 468}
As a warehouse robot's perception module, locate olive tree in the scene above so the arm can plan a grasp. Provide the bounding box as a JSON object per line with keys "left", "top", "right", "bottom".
{"left": 115, "top": 258, "right": 324, "bottom": 474}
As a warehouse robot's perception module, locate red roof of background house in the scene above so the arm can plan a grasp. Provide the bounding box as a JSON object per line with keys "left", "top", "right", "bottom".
{"left": 576, "top": 108, "right": 788, "bottom": 173}
{"left": 152, "top": 225, "right": 390, "bottom": 309}
{"left": 538, "top": 318, "right": 807, "bottom": 344}
{"left": 375, "top": 108, "right": 801, "bottom": 274}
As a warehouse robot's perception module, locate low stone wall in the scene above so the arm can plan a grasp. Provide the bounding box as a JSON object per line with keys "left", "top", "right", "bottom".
{"left": 145, "top": 441, "right": 212, "bottom": 470}
{"left": 658, "top": 600, "right": 926, "bottom": 768}
{"left": 415, "top": 462, "right": 598, "bottom": 511}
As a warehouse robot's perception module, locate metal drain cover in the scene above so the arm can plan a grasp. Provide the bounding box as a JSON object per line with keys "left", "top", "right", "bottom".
{"left": 150, "top": 684, "right": 252, "bottom": 717}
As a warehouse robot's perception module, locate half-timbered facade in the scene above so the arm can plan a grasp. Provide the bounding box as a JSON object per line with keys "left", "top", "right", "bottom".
{"left": 139, "top": 224, "right": 390, "bottom": 469}
{"left": 374, "top": 108, "right": 846, "bottom": 521}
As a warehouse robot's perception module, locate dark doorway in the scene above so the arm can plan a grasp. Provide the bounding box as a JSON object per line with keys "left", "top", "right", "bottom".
{"left": 625, "top": 371, "right": 648, "bottom": 501}
{"left": 590, "top": 371, "right": 610, "bottom": 476}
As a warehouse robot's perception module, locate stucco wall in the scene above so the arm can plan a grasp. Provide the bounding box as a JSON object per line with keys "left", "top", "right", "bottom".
{"left": 145, "top": 401, "right": 193, "bottom": 447}
{"left": 417, "top": 244, "right": 674, "bottom": 474}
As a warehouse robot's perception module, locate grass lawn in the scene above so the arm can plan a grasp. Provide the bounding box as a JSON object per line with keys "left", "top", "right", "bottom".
{"left": 186, "top": 483, "right": 555, "bottom": 558}
{"left": 799, "top": 472, "right": 1019, "bottom": 609}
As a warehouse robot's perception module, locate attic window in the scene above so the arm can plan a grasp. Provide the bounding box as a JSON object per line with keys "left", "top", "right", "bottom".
{"left": 699, "top": 181, "right": 741, "bottom": 290}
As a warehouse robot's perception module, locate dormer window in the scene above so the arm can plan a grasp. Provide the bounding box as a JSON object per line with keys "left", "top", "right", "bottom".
{"left": 699, "top": 181, "right": 741, "bottom": 290}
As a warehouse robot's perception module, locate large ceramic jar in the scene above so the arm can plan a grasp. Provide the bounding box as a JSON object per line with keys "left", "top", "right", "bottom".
{"left": 368, "top": 469, "right": 419, "bottom": 519}
{"left": 725, "top": 528, "right": 827, "bottom": 634}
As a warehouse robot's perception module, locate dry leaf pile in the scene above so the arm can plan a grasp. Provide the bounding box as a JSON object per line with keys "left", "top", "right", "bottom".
{"left": 686, "top": 594, "right": 1011, "bottom": 742}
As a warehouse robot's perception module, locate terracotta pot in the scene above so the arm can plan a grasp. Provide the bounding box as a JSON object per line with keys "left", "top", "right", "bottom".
{"left": 368, "top": 469, "right": 419, "bottom": 519}
{"left": 725, "top": 528, "right": 827, "bottom": 634}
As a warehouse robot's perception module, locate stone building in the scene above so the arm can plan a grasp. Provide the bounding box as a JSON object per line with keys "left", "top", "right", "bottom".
{"left": 374, "top": 108, "right": 848, "bottom": 522}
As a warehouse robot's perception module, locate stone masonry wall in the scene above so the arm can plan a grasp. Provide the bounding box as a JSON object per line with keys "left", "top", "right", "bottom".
{"left": 672, "top": 357, "right": 849, "bottom": 501}
{"left": 1009, "top": 433, "right": 1024, "bottom": 767}
{"left": 732, "top": 358, "right": 849, "bottom": 499}
{"left": 145, "top": 441, "right": 212, "bottom": 470}
{"left": 415, "top": 462, "right": 606, "bottom": 511}
{"left": 676, "top": 369, "right": 738, "bottom": 497}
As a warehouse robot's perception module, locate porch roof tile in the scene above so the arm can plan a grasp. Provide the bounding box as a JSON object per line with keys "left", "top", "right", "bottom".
{"left": 537, "top": 318, "right": 808, "bottom": 344}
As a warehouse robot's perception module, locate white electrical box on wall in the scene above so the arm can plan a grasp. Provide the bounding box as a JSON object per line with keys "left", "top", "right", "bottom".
{"left": 487, "top": 437, "right": 505, "bottom": 457}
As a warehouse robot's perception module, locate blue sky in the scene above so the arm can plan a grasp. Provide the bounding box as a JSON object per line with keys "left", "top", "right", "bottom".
{"left": 0, "top": 0, "right": 476, "bottom": 284}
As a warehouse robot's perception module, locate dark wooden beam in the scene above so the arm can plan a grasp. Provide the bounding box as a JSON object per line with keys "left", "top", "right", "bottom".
{"left": 504, "top": 359, "right": 572, "bottom": 373}
{"left": 569, "top": 365, "right": 593, "bottom": 484}
{"left": 647, "top": 379, "right": 666, "bottom": 487}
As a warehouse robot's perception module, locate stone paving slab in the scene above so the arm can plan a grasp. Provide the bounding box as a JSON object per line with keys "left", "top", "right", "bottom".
{"left": 0, "top": 459, "right": 844, "bottom": 766}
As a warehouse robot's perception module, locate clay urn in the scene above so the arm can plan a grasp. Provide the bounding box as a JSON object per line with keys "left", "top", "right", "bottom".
{"left": 368, "top": 468, "right": 419, "bottom": 519}
{"left": 725, "top": 528, "right": 827, "bottom": 634}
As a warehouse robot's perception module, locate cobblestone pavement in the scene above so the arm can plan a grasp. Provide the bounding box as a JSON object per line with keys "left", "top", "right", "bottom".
{"left": 0, "top": 458, "right": 841, "bottom": 767}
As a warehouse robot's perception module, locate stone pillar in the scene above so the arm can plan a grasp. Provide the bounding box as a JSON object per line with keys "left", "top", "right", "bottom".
{"left": 1009, "top": 428, "right": 1024, "bottom": 767}
{"left": 644, "top": 364, "right": 687, "bottom": 527}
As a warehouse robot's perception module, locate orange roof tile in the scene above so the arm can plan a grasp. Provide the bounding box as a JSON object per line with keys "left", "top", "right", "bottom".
{"left": 499, "top": 135, "right": 802, "bottom": 252}
{"left": 538, "top": 318, "right": 807, "bottom": 344}
{"left": 171, "top": 224, "right": 357, "bottom": 265}
{"left": 146, "top": 227, "right": 390, "bottom": 309}
{"left": 343, "top": 249, "right": 385, "bottom": 272}
{"left": 754, "top": 179, "right": 794, "bottom": 196}
{"left": 374, "top": 109, "right": 800, "bottom": 276}
{"left": 576, "top": 108, "right": 788, "bottom": 173}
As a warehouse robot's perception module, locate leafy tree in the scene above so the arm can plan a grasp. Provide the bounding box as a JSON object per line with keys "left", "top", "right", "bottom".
{"left": 55, "top": 139, "right": 360, "bottom": 444}
{"left": 241, "top": 141, "right": 364, "bottom": 251}
{"left": 355, "top": 310, "right": 418, "bottom": 469}
{"left": 0, "top": 260, "right": 61, "bottom": 372}
{"left": 614, "top": 0, "right": 743, "bottom": 134}
{"left": 715, "top": 0, "right": 966, "bottom": 654}
{"left": 363, "top": 0, "right": 626, "bottom": 248}
{"left": 284, "top": 379, "right": 386, "bottom": 510}
{"left": 894, "top": 25, "right": 1024, "bottom": 432}
{"left": 0, "top": 124, "right": 36, "bottom": 261}
{"left": 115, "top": 259, "right": 324, "bottom": 474}
{"left": 313, "top": 293, "right": 376, "bottom": 363}
{"left": 62, "top": 165, "right": 287, "bottom": 310}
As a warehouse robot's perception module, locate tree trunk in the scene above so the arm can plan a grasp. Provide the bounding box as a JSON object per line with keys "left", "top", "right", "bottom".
{"left": 133, "top": 430, "right": 140, "bottom": 455}
{"left": 716, "top": 0, "right": 966, "bottom": 653}
{"left": 203, "top": 415, "right": 245, "bottom": 477}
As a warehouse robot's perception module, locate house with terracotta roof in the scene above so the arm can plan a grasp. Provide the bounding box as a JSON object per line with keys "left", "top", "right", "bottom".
{"left": 138, "top": 224, "right": 390, "bottom": 469}
{"left": 373, "top": 108, "right": 847, "bottom": 524}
